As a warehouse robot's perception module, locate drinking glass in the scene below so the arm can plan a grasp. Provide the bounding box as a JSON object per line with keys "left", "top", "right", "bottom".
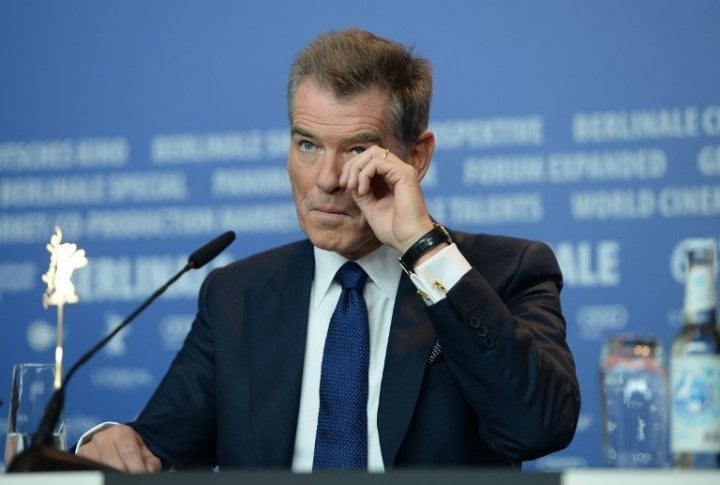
{"left": 599, "top": 334, "right": 668, "bottom": 467}
{"left": 4, "top": 363, "right": 67, "bottom": 465}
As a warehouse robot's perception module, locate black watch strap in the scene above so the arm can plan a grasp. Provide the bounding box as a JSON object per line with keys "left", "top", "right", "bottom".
{"left": 399, "top": 224, "right": 452, "bottom": 274}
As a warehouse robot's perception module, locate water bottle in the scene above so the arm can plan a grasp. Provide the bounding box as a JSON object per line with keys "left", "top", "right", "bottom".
{"left": 670, "top": 238, "right": 720, "bottom": 468}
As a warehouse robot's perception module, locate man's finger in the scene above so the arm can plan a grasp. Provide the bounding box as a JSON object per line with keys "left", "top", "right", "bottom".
{"left": 141, "top": 447, "right": 163, "bottom": 472}
{"left": 115, "top": 434, "right": 155, "bottom": 473}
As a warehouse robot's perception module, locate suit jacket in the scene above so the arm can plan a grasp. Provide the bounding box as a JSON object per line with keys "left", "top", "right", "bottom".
{"left": 131, "top": 230, "right": 581, "bottom": 469}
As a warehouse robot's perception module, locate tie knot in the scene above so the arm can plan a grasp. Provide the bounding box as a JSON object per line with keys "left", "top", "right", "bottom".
{"left": 335, "top": 262, "right": 368, "bottom": 290}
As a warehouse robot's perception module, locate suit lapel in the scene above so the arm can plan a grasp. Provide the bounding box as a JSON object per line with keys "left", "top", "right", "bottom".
{"left": 377, "top": 274, "right": 437, "bottom": 466}
{"left": 248, "top": 243, "right": 314, "bottom": 467}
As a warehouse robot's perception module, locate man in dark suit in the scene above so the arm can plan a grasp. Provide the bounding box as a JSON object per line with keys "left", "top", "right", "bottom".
{"left": 77, "top": 27, "right": 580, "bottom": 472}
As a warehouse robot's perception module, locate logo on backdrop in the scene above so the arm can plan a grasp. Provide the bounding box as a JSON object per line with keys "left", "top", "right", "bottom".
{"left": 90, "top": 367, "right": 153, "bottom": 391}
{"left": 103, "top": 314, "right": 131, "bottom": 357}
{"left": 26, "top": 318, "right": 56, "bottom": 353}
{"left": 575, "top": 304, "right": 629, "bottom": 341}
{"left": 552, "top": 240, "right": 621, "bottom": 288}
{"left": 159, "top": 314, "right": 193, "bottom": 351}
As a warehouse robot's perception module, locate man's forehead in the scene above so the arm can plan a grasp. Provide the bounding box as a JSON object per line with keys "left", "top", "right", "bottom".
{"left": 292, "top": 78, "right": 389, "bottom": 110}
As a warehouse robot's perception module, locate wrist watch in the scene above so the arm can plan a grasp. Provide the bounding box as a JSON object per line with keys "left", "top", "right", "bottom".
{"left": 399, "top": 223, "right": 452, "bottom": 274}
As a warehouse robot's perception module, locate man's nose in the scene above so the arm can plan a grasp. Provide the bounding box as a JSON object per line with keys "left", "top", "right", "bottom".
{"left": 315, "top": 151, "right": 344, "bottom": 193}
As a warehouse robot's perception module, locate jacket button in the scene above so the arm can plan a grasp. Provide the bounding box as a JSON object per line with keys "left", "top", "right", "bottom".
{"left": 482, "top": 335, "right": 496, "bottom": 349}
{"left": 469, "top": 316, "right": 484, "bottom": 328}
{"left": 475, "top": 325, "right": 489, "bottom": 338}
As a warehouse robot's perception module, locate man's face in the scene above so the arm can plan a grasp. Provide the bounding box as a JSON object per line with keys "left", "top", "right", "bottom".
{"left": 288, "top": 79, "right": 399, "bottom": 260}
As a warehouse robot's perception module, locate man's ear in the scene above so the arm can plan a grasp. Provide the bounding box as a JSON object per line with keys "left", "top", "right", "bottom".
{"left": 409, "top": 130, "right": 435, "bottom": 181}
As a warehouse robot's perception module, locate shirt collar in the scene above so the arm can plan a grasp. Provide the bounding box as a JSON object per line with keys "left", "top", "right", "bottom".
{"left": 312, "top": 244, "right": 402, "bottom": 307}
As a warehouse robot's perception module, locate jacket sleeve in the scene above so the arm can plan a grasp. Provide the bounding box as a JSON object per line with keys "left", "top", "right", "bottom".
{"left": 427, "top": 239, "right": 581, "bottom": 460}
{"left": 129, "top": 269, "right": 220, "bottom": 469}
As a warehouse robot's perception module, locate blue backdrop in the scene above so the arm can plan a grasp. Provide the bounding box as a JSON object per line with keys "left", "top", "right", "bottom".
{"left": 1, "top": 0, "right": 719, "bottom": 470}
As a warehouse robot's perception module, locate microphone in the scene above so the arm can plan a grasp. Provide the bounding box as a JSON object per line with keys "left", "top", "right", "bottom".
{"left": 7, "top": 231, "right": 236, "bottom": 472}
{"left": 188, "top": 230, "right": 235, "bottom": 269}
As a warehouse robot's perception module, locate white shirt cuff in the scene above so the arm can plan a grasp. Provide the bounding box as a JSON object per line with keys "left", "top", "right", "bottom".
{"left": 407, "top": 243, "right": 471, "bottom": 305}
{"left": 74, "top": 421, "right": 119, "bottom": 454}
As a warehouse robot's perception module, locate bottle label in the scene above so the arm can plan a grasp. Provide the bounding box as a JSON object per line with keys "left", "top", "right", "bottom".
{"left": 670, "top": 354, "right": 720, "bottom": 453}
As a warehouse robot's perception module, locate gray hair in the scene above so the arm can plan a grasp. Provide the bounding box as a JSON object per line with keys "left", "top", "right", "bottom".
{"left": 287, "top": 28, "right": 433, "bottom": 154}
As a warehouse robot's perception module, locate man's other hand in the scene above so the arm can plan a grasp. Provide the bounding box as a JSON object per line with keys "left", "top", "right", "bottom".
{"left": 77, "top": 424, "right": 162, "bottom": 473}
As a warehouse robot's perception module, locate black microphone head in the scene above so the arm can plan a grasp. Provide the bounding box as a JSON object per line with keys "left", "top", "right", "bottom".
{"left": 188, "top": 231, "right": 236, "bottom": 269}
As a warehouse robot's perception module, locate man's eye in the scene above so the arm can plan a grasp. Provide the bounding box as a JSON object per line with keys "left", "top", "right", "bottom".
{"left": 298, "top": 140, "right": 316, "bottom": 151}
{"left": 349, "top": 146, "right": 367, "bottom": 156}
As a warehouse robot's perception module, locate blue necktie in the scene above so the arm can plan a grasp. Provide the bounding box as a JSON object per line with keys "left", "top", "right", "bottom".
{"left": 313, "top": 262, "right": 369, "bottom": 470}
